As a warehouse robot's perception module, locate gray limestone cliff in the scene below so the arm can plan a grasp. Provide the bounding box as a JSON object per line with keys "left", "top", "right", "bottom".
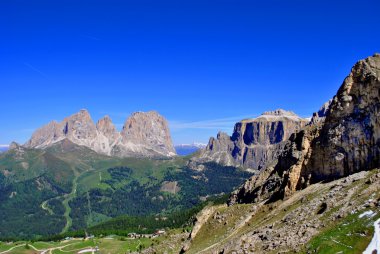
{"left": 114, "top": 111, "right": 176, "bottom": 157}
{"left": 192, "top": 110, "right": 308, "bottom": 170}
{"left": 25, "top": 110, "right": 176, "bottom": 158}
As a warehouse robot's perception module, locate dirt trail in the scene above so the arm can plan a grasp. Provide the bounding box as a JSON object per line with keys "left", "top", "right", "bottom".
{"left": 196, "top": 182, "right": 331, "bottom": 253}
{"left": 196, "top": 204, "right": 260, "bottom": 254}
{"left": 0, "top": 242, "right": 72, "bottom": 254}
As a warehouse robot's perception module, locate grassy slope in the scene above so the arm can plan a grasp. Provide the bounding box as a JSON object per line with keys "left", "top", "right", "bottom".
{"left": 187, "top": 204, "right": 254, "bottom": 253}
{"left": 304, "top": 211, "right": 380, "bottom": 254}
{"left": 0, "top": 235, "right": 167, "bottom": 254}
{"left": 0, "top": 143, "right": 118, "bottom": 238}
{"left": 69, "top": 159, "right": 252, "bottom": 230}
{"left": 76, "top": 156, "right": 185, "bottom": 194}
{"left": 185, "top": 168, "right": 380, "bottom": 254}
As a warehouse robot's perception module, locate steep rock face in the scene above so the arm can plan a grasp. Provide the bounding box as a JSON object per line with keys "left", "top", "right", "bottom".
{"left": 236, "top": 110, "right": 306, "bottom": 146}
{"left": 309, "top": 54, "right": 380, "bottom": 180}
{"left": 25, "top": 110, "right": 176, "bottom": 158}
{"left": 60, "top": 109, "right": 100, "bottom": 151}
{"left": 114, "top": 111, "right": 176, "bottom": 157}
{"left": 96, "top": 115, "right": 119, "bottom": 144}
{"left": 96, "top": 115, "right": 121, "bottom": 154}
{"left": 229, "top": 53, "right": 380, "bottom": 205}
{"left": 195, "top": 110, "right": 308, "bottom": 170}
{"left": 26, "top": 109, "right": 106, "bottom": 154}
{"left": 229, "top": 123, "right": 323, "bottom": 204}
{"left": 199, "top": 132, "right": 236, "bottom": 166}
{"left": 25, "top": 120, "right": 64, "bottom": 148}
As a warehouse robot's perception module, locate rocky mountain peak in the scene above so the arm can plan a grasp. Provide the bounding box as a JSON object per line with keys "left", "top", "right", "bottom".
{"left": 78, "top": 108, "right": 91, "bottom": 116}
{"left": 99, "top": 114, "right": 111, "bottom": 121}
{"left": 118, "top": 110, "right": 176, "bottom": 157}
{"left": 217, "top": 131, "right": 229, "bottom": 139}
{"left": 61, "top": 110, "right": 97, "bottom": 141}
{"left": 25, "top": 109, "right": 176, "bottom": 158}
{"left": 65, "top": 109, "right": 92, "bottom": 122}
{"left": 96, "top": 115, "right": 119, "bottom": 144}
{"left": 25, "top": 120, "right": 63, "bottom": 148}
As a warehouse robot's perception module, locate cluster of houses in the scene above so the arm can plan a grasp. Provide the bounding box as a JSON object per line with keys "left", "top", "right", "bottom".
{"left": 127, "top": 229, "right": 166, "bottom": 239}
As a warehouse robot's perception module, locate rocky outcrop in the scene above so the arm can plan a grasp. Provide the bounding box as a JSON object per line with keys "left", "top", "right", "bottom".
{"left": 229, "top": 124, "right": 322, "bottom": 204}
{"left": 220, "top": 170, "right": 380, "bottom": 254}
{"left": 25, "top": 120, "right": 65, "bottom": 149}
{"left": 193, "top": 110, "right": 308, "bottom": 170}
{"left": 25, "top": 110, "right": 176, "bottom": 158}
{"left": 197, "top": 132, "right": 236, "bottom": 166}
{"left": 190, "top": 206, "right": 217, "bottom": 239}
{"left": 229, "top": 53, "right": 380, "bottom": 205}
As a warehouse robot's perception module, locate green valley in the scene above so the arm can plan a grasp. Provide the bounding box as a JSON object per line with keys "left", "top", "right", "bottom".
{"left": 0, "top": 140, "right": 252, "bottom": 239}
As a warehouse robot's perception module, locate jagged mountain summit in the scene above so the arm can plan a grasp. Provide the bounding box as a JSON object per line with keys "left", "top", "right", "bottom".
{"left": 25, "top": 110, "right": 176, "bottom": 158}
{"left": 191, "top": 109, "right": 309, "bottom": 170}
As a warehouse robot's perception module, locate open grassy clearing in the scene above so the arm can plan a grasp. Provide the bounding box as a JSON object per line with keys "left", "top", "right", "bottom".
{"left": 0, "top": 237, "right": 157, "bottom": 254}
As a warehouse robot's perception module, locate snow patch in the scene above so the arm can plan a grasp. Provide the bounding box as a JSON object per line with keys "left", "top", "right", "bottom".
{"left": 363, "top": 218, "right": 380, "bottom": 254}
{"left": 359, "top": 211, "right": 375, "bottom": 218}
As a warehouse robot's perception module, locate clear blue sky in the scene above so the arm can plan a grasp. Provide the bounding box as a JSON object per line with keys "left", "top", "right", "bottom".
{"left": 1, "top": 0, "right": 379, "bottom": 145}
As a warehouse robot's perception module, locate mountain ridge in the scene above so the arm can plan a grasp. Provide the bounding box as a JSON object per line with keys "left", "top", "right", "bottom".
{"left": 24, "top": 110, "right": 176, "bottom": 158}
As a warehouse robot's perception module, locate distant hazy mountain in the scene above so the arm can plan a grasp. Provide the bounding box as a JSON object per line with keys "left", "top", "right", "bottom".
{"left": 0, "top": 145, "right": 9, "bottom": 153}
{"left": 175, "top": 143, "right": 207, "bottom": 156}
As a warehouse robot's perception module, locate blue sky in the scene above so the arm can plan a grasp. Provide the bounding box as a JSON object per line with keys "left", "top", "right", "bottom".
{"left": 1, "top": 0, "right": 379, "bottom": 145}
